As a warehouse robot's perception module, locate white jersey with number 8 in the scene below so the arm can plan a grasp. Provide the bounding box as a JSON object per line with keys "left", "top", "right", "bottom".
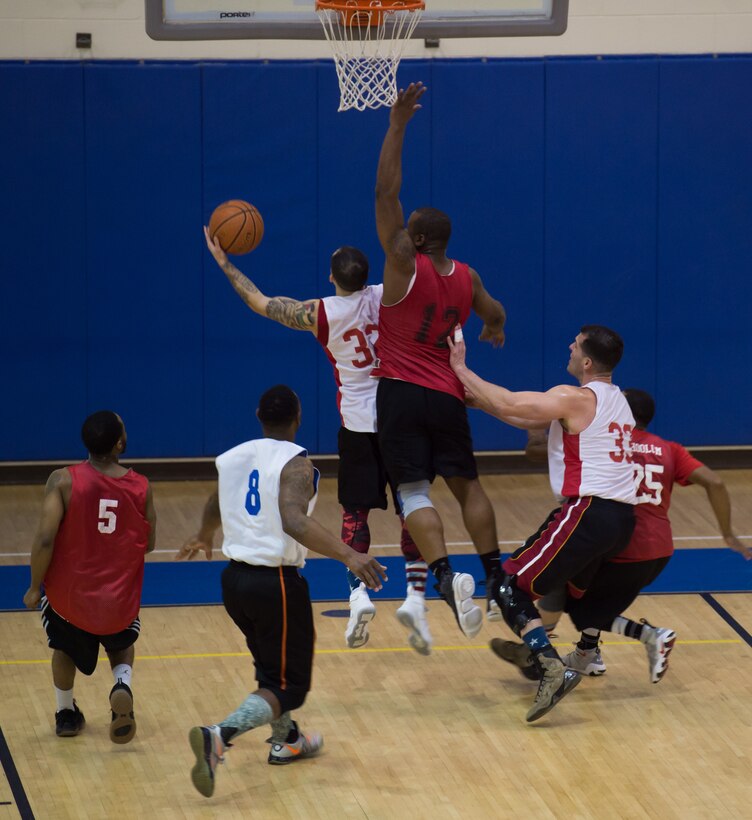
{"left": 316, "top": 284, "right": 382, "bottom": 433}
{"left": 217, "top": 438, "right": 319, "bottom": 568}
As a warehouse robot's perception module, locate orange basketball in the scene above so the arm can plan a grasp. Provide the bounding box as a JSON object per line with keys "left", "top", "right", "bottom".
{"left": 208, "top": 200, "right": 264, "bottom": 255}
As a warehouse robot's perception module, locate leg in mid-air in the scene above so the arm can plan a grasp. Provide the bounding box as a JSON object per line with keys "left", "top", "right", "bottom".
{"left": 341, "top": 505, "right": 377, "bottom": 648}
{"left": 395, "top": 516, "right": 432, "bottom": 654}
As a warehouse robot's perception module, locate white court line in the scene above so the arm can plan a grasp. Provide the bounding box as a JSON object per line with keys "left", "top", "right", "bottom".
{"left": 3, "top": 534, "right": 747, "bottom": 558}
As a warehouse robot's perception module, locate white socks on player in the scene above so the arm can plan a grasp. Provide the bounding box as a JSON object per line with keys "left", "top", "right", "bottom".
{"left": 112, "top": 663, "right": 133, "bottom": 687}
{"left": 55, "top": 686, "right": 74, "bottom": 712}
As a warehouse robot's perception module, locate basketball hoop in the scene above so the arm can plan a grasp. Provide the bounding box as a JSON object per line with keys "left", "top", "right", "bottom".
{"left": 316, "top": 1, "right": 425, "bottom": 112}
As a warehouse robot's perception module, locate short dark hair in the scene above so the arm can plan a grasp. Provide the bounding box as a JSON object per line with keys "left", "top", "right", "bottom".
{"left": 257, "top": 385, "right": 300, "bottom": 428}
{"left": 81, "top": 411, "right": 123, "bottom": 456}
{"left": 412, "top": 207, "right": 452, "bottom": 246}
{"left": 623, "top": 388, "right": 655, "bottom": 428}
{"left": 331, "top": 246, "right": 369, "bottom": 292}
{"left": 580, "top": 325, "right": 624, "bottom": 371}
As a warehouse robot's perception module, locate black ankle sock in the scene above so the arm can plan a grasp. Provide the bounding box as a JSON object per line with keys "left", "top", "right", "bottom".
{"left": 220, "top": 726, "right": 237, "bottom": 745}
{"left": 577, "top": 630, "right": 600, "bottom": 652}
{"left": 429, "top": 557, "right": 453, "bottom": 586}
{"left": 479, "top": 549, "right": 501, "bottom": 579}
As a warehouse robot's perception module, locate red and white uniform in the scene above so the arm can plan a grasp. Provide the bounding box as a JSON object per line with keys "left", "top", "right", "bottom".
{"left": 373, "top": 253, "right": 473, "bottom": 401}
{"left": 613, "top": 428, "right": 703, "bottom": 562}
{"left": 547, "top": 381, "right": 637, "bottom": 504}
{"left": 44, "top": 462, "right": 151, "bottom": 635}
{"left": 316, "top": 284, "right": 382, "bottom": 433}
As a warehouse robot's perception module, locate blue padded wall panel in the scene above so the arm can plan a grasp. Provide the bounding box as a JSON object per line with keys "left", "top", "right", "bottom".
{"left": 202, "top": 63, "right": 320, "bottom": 456}
{"left": 432, "top": 59, "right": 545, "bottom": 452}
{"left": 315, "top": 60, "right": 434, "bottom": 453}
{"left": 657, "top": 56, "right": 752, "bottom": 445}
{"left": 544, "top": 58, "right": 659, "bottom": 396}
{"left": 0, "top": 65, "right": 87, "bottom": 459}
{"left": 85, "top": 64, "right": 204, "bottom": 457}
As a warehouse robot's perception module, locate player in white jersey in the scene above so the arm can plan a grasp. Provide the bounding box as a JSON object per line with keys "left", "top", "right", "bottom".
{"left": 204, "top": 228, "right": 431, "bottom": 654}
{"left": 449, "top": 324, "right": 636, "bottom": 722}
{"left": 179, "top": 385, "right": 387, "bottom": 798}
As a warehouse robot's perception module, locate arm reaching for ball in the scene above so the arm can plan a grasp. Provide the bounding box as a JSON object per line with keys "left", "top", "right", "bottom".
{"left": 204, "top": 226, "right": 320, "bottom": 332}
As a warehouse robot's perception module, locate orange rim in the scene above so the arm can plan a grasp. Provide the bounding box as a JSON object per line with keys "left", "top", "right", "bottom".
{"left": 315, "top": 1, "right": 425, "bottom": 11}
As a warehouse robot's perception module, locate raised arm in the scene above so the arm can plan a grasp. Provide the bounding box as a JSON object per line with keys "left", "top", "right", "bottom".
{"left": 204, "top": 227, "right": 319, "bottom": 331}
{"left": 375, "top": 82, "right": 426, "bottom": 302}
{"left": 447, "top": 332, "right": 593, "bottom": 429}
{"left": 278, "top": 456, "right": 387, "bottom": 590}
{"left": 23, "top": 469, "right": 69, "bottom": 609}
{"left": 688, "top": 465, "right": 752, "bottom": 559}
{"left": 176, "top": 487, "right": 221, "bottom": 561}
{"left": 470, "top": 268, "right": 506, "bottom": 348}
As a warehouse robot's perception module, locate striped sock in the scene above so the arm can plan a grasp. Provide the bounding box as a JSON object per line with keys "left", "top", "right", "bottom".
{"left": 405, "top": 560, "right": 428, "bottom": 596}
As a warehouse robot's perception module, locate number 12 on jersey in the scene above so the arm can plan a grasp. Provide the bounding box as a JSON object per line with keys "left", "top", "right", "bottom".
{"left": 245, "top": 470, "right": 261, "bottom": 516}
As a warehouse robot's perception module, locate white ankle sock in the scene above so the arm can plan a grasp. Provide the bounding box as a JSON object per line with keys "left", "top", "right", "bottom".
{"left": 55, "top": 686, "right": 74, "bottom": 711}
{"left": 112, "top": 664, "right": 133, "bottom": 687}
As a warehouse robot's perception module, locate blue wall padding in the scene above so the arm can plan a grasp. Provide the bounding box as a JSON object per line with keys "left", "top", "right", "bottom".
{"left": 0, "top": 64, "right": 88, "bottom": 459}
{"left": 657, "top": 56, "right": 752, "bottom": 444}
{"left": 1, "top": 56, "right": 751, "bottom": 459}
{"left": 1, "top": 549, "right": 750, "bottom": 611}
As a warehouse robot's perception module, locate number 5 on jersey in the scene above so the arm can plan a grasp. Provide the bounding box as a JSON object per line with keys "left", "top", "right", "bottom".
{"left": 245, "top": 469, "right": 261, "bottom": 516}
{"left": 98, "top": 499, "right": 119, "bottom": 533}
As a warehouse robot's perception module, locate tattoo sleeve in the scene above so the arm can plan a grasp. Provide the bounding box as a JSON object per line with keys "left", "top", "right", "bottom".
{"left": 267, "top": 297, "right": 318, "bottom": 331}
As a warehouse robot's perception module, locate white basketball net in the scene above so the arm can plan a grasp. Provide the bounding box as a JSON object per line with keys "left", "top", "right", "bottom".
{"left": 316, "top": 2, "right": 425, "bottom": 112}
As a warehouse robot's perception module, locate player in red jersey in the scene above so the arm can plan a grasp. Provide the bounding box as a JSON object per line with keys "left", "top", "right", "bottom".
{"left": 23, "top": 411, "right": 156, "bottom": 742}
{"left": 374, "top": 82, "right": 507, "bottom": 645}
{"left": 493, "top": 388, "right": 751, "bottom": 685}
{"left": 202, "top": 229, "right": 429, "bottom": 653}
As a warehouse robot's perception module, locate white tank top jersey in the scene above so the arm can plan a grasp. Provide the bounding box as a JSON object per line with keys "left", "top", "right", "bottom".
{"left": 216, "top": 438, "right": 319, "bottom": 568}
{"left": 316, "top": 283, "right": 382, "bottom": 433}
{"left": 547, "top": 381, "right": 637, "bottom": 504}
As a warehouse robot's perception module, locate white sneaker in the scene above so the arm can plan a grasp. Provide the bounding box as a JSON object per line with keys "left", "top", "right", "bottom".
{"left": 345, "top": 584, "right": 375, "bottom": 648}
{"left": 438, "top": 572, "right": 483, "bottom": 639}
{"left": 486, "top": 598, "right": 503, "bottom": 622}
{"left": 395, "top": 592, "right": 432, "bottom": 656}
{"left": 641, "top": 620, "right": 676, "bottom": 683}
{"left": 561, "top": 646, "right": 607, "bottom": 676}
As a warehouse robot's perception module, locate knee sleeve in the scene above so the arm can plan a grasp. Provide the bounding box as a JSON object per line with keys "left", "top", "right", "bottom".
{"left": 397, "top": 481, "right": 433, "bottom": 519}
{"left": 537, "top": 585, "right": 567, "bottom": 615}
{"left": 494, "top": 574, "right": 541, "bottom": 637}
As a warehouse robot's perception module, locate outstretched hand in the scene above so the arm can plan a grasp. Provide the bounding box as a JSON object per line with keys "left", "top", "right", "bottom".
{"left": 204, "top": 225, "right": 228, "bottom": 268}
{"left": 390, "top": 82, "right": 427, "bottom": 128}
{"left": 479, "top": 324, "right": 505, "bottom": 348}
{"left": 176, "top": 535, "right": 213, "bottom": 561}
{"left": 346, "top": 552, "right": 388, "bottom": 592}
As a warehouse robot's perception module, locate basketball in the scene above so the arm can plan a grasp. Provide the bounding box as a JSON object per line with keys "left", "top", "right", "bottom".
{"left": 208, "top": 200, "right": 264, "bottom": 255}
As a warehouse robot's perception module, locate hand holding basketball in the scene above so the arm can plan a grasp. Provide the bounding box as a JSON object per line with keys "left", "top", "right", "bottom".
{"left": 204, "top": 226, "right": 229, "bottom": 267}
{"left": 208, "top": 199, "right": 264, "bottom": 255}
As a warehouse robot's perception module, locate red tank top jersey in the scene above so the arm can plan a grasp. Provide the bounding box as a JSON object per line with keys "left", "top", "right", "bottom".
{"left": 44, "top": 462, "right": 151, "bottom": 634}
{"left": 612, "top": 429, "right": 703, "bottom": 563}
{"left": 373, "top": 253, "right": 473, "bottom": 401}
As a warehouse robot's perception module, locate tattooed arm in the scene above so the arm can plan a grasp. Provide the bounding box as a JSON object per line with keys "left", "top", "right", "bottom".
{"left": 204, "top": 226, "right": 320, "bottom": 332}
{"left": 279, "top": 456, "right": 388, "bottom": 590}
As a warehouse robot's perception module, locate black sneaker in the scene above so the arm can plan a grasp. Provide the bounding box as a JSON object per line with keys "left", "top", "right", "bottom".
{"left": 109, "top": 681, "right": 136, "bottom": 744}
{"left": 55, "top": 701, "right": 85, "bottom": 737}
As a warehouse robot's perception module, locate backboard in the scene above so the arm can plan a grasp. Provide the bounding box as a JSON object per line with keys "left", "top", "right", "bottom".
{"left": 145, "top": 0, "right": 569, "bottom": 41}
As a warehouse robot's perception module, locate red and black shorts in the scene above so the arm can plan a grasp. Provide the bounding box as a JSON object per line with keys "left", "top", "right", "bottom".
{"left": 503, "top": 497, "right": 635, "bottom": 600}
{"left": 221, "top": 561, "right": 315, "bottom": 715}
{"left": 41, "top": 596, "right": 140, "bottom": 676}
{"left": 376, "top": 377, "right": 478, "bottom": 486}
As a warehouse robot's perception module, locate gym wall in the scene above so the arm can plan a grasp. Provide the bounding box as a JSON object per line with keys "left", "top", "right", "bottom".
{"left": 1, "top": 4, "right": 751, "bottom": 459}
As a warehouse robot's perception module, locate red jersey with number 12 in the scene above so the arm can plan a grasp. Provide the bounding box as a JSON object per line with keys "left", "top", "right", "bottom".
{"left": 44, "top": 462, "right": 151, "bottom": 635}
{"left": 612, "top": 428, "right": 703, "bottom": 562}
{"left": 373, "top": 253, "right": 473, "bottom": 401}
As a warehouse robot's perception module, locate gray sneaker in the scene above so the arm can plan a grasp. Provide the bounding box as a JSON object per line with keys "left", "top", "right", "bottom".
{"left": 641, "top": 620, "right": 676, "bottom": 683}
{"left": 437, "top": 572, "right": 483, "bottom": 639}
{"left": 560, "top": 646, "right": 607, "bottom": 677}
{"left": 526, "top": 655, "right": 582, "bottom": 723}
{"left": 489, "top": 638, "right": 541, "bottom": 681}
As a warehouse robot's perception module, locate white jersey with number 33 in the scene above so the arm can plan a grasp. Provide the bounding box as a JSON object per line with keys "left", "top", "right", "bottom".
{"left": 316, "top": 284, "right": 382, "bottom": 433}
{"left": 548, "top": 381, "right": 637, "bottom": 504}
{"left": 217, "top": 438, "right": 319, "bottom": 568}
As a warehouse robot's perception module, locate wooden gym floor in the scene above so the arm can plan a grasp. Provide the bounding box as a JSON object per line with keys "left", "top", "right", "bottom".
{"left": 1, "top": 473, "right": 751, "bottom": 819}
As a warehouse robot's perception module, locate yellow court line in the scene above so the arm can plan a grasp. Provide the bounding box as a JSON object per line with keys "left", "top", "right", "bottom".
{"left": 0, "top": 638, "right": 743, "bottom": 665}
